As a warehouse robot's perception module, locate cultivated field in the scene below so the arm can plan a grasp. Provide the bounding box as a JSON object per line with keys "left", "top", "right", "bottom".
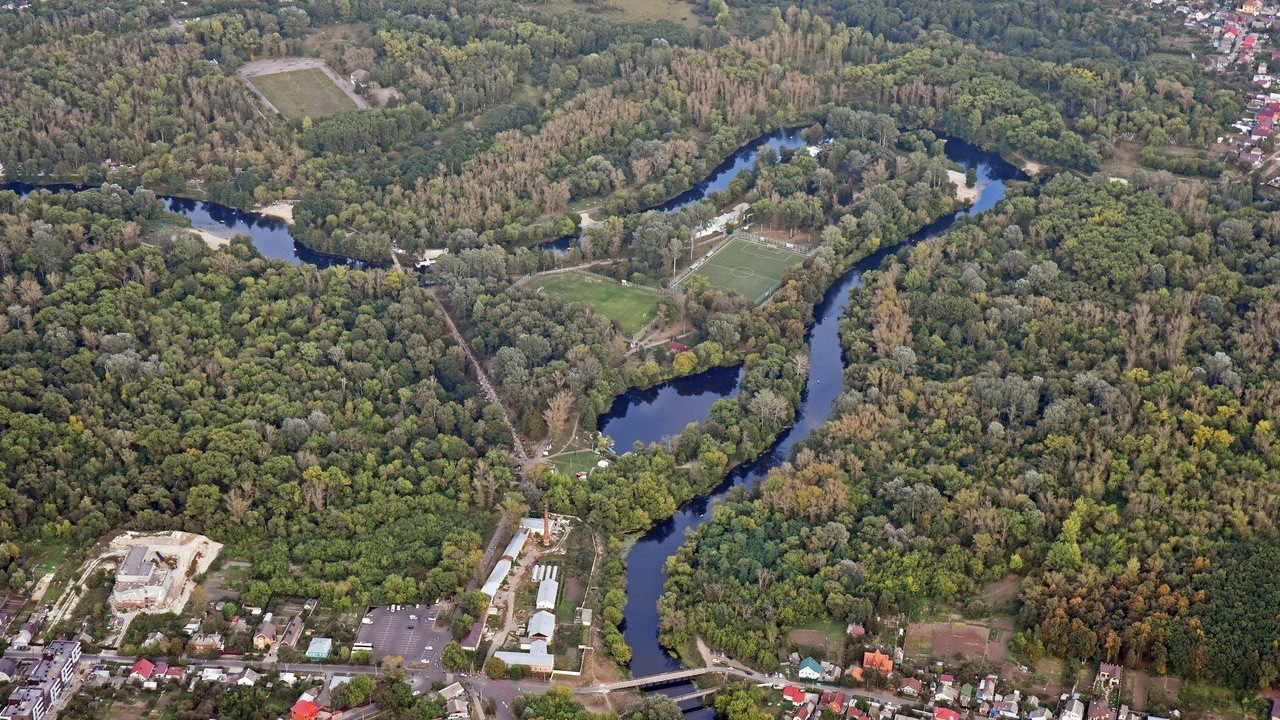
{"left": 532, "top": 271, "right": 663, "bottom": 335}
{"left": 685, "top": 236, "right": 807, "bottom": 304}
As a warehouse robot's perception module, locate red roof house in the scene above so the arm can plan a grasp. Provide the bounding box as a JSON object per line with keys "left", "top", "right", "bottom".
{"left": 292, "top": 699, "right": 319, "bottom": 720}
{"left": 783, "top": 686, "right": 806, "bottom": 705}
{"left": 863, "top": 650, "right": 893, "bottom": 674}
{"left": 130, "top": 659, "right": 154, "bottom": 681}
{"left": 935, "top": 709, "right": 963, "bottom": 720}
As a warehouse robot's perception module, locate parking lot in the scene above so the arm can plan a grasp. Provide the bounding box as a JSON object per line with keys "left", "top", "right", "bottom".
{"left": 356, "top": 604, "right": 449, "bottom": 666}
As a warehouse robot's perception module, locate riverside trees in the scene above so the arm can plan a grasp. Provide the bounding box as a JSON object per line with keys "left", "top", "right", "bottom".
{"left": 661, "top": 174, "right": 1280, "bottom": 689}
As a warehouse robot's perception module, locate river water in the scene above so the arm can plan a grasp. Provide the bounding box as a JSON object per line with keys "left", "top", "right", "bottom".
{"left": 2, "top": 182, "right": 363, "bottom": 268}
{"left": 611, "top": 137, "right": 1023, "bottom": 679}
{"left": 537, "top": 126, "right": 812, "bottom": 256}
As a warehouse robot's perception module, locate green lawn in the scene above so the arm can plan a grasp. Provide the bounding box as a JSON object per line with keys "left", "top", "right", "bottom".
{"left": 248, "top": 68, "right": 357, "bottom": 121}
{"left": 551, "top": 450, "right": 600, "bottom": 476}
{"left": 685, "top": 236, "right": 807, "bottom": 305}
{"left": 532, "top": 271, "right": 663, "bottom": 335}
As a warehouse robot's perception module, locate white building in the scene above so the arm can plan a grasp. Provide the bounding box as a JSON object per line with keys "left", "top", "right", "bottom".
{"left": 536, "top": 578, "right": 559, "bottom": 610}
{"left": 495, "top": 639, "right": 554, "bottom": 673}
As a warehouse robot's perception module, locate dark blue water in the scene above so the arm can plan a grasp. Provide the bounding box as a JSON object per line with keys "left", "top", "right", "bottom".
{"left": 656, "top": 127, "right": 811, "bottom": 212}
{"left": 2, "top": 182, "right": 368, "bottom": 268}
{"left": 535, "top": 127, "right": 811, "bottom": 255}
{"left": 599, "top": 365, "right": 742, "bottom": 452}
{"left": 617, "top": 136, "right": 1024, "bottom": 676}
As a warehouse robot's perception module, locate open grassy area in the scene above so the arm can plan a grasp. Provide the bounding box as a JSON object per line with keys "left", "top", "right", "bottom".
{"left": 531, "top": 271, "right": 663, "bottom": 335}
{"left": 539, "top": 0, "right": 701, "bottom": 26}
{"left": 247, "top": 68, "right": 357, "bottom": 121}
{"left": 550, "top": 450, "right": 600, "bottom": 476}
{"left": 684, "top": 236, "right": 807, "bottom": 304}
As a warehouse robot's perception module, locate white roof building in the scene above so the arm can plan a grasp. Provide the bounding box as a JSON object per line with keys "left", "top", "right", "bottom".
{"left": 526, "top": 610, "right": 555, "bottom": 645}
{"left": 495, "top": 639, "right": 554, "bottom": 672}
{"left": 536, "top": 578, "right": 559, "bottom": 610}
{"left": 481, "top": 559, "right": 512, "bottom": 598}
{"left": 502, "top": 530, "right": 528, "bottom": 560}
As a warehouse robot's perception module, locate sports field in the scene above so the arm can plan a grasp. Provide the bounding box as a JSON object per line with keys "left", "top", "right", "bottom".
{"left": 532, "top": 271, "right": 663, "bottom": 335}
{"left": 686, "top": 236, "right": 807, "bottom": 304}
{"left": 247, "top": 68, "right": 357, "bottom": 121}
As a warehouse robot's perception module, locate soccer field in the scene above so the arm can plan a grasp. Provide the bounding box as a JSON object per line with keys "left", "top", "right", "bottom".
{"left": 532, "top": 271, "right": 664, "bottom": 335}
{"left": 687, "top": 237, "right": 808, "bottom": 304}
{"left": 247, "top": 68, "right": 357, "bottom": 121}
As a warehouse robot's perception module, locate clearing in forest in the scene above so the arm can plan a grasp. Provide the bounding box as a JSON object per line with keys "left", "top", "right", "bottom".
{"left": 531, "top": 271, "right": 664, "bottom": 335}
{"left": 241, "top": 62, "right": 362, "bottom": 121}
{"left": 684, "top": 235, "right": 807, "bottom": 305}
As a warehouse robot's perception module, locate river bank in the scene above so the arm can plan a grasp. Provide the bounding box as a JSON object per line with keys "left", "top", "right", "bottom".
{"left": 606, "top": 137, "right": 1026, "bottom": 677}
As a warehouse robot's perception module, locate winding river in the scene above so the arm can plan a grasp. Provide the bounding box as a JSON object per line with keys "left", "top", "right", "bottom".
{"left": 2, "top": 182, "right": 364, "bottom": 268}
{"left": 607, "top": 137, "right": 1023, "bottom": 682}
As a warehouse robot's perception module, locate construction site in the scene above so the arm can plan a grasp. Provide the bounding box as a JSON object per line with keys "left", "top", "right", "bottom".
{"left": 102, "top": 532, "right": 221, "bottom": 645}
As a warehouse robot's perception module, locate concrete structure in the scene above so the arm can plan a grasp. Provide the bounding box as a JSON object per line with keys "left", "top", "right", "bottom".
{"left": 0, "top": 640, "right": 81, "bottom": 720}
{"left": 481, "top": 529, "right": 530, "bottom": 598}
{"left": 112, "top": 546, "right": 178, "bottom": 610}
{"left": 495, "top": 639, "right": 554, "bottom": 673}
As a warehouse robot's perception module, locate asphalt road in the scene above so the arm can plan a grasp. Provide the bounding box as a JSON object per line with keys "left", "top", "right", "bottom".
{"left": 3, "top": 648, "right": 905, "bottom": 720}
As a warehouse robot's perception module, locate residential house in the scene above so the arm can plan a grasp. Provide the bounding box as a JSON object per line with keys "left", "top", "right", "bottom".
{"left": 190, "top": 633, "right": 224, "bottom": 653}
{"left": 253, "top": 613, "right": 279, "bottom": 650}
{"left": 820, "top": 691, "right": 848, "bottom": 714}
{"left": 306, "top": 637, "right": 333, "bottom": 659}
{"left": 1094, "top": 664, "right": 1123, "bottom": 692}
{"left": 291, "top": 699, "right": 319, "bottom": 720}
{"left": 863, "top": 650, "right": 893, "bottom": 675}
{"left": 130, "top": 659, "right": 155, "bottom": 682}
{"left": 847, "top": 666, "right": 864, "bottom": 683}
{"left": 280, "top": 615, "right": 305, "bottom": 647}
{"left": 797, "top": 657, "right": 823, "bottom": 680}
{"left": 847, "top": 623, "right": 866, "bottom": 638}
{"left": 796, "top": 705, "right": 813, "bottom": 720}
{"left": 238, "top": 669, "right": 261, "bottom": 686}
{"left": 959, "top": 683, "right": 974, "bottom": 708}
{"left": 934, "top": 684, "right": 959, "bottom": 704}
{"left": 783, "top": 686, "right": 806, "bottom": 705}
{"left": 1085, "top": 699, "right": 1114, "bottom": 720}
{"left": 0, "top": 659, "right": 17, "bottom": 684}
{"left": 992, "top": 699, "right": 1020, "bottom": 718}
{"left": 1029, "top": 709, "right": 1053, "bottom": 720}
{"left": 440, "top": 683, "right": 466, "bottom": 701}
{"left": 934, "top": 709, "right": 962, "bottom": 720}
{"left": 200, "top": 667, "right": 226, "bottom": 683}
{"left": 898, "top": 678, "right": 923, "bottom": 697}
{"left": 977, "top": 675, "right": 998, "bottom": 703}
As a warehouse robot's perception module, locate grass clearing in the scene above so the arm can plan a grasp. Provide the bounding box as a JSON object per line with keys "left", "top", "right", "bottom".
{"left": 538, "top": 0, "right": 701, "bottom": 26}
{"left": 247, "top": 68, "right": 357, "bottom": 121}
{"left": 551, "top": 450, "right": 600, "bottom": 476}
{"left": 532, "top": 271, "right": 664, "bottom": 335}
{"left": 684, "top": 236, "right": 807, "bottom": 305}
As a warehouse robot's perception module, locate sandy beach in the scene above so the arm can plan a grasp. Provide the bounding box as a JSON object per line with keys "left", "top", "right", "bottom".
{"left": 188, "top": 227, "right": 231, "bottom": 249}
{"left": 948, "top": 169, "right": 983, "bottom": 204}
{"left": 254, "top": 200, "right": 295, "bottom": 224}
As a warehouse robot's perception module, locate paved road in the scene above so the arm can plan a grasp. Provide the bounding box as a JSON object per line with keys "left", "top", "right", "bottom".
{"left": 4, "top": 646, "right": 905, "bottom": 720}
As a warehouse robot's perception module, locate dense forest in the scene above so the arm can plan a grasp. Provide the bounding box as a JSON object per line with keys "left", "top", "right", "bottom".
{"left": 660, "top": 173, "right": 1280, "bottom": 689}
{"left": 0, "top": 185, "right": 510, "bottom": 605}
{"left": 2, "top": 0, "right": 1278, "bottom": 707}
{"left": 1, "top": 0, "right": 1237, "bottom": 261}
